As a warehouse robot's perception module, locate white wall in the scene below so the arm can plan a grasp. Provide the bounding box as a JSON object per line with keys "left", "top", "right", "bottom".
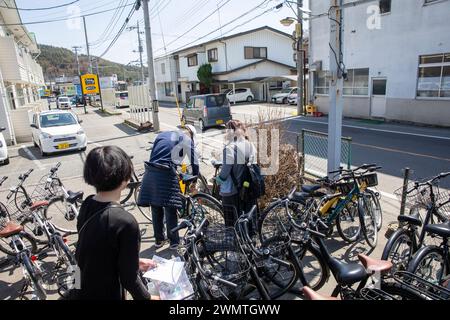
{"left": 310, "top": 0, "right": 450, "bottom": 100}
{"left": 178, "top": 51, "right": 207, "bottom": 82}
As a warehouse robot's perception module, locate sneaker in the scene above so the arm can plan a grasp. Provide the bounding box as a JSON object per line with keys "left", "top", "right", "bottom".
{"left": 154, "top": 241, "right": 165, "bottom": 249}
{"left": 169, "top": 243, "right": 179, "bottom": 251}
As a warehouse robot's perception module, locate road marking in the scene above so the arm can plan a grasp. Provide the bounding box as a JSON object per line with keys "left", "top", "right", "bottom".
{"left": 290, "top": 118, "right": 450, "bottom": 141}
{"left": 352, "top": 142, "right": 450, "bottom": 162}
{"left": 21, "top": 146, "right": 45, "bottom": 171}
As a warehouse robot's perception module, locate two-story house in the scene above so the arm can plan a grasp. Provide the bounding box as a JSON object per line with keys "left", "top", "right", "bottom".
{"left": 309, "top": 0, "right": 450, "bottom": 126}
{"left": 0, "top": 0, "right": 45, "bottom": 144}
{"left": 154, "top": 26, "right": 297, "bottom": 103}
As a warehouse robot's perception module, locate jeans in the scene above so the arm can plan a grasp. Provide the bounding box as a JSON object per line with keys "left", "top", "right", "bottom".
{"left": 151, "top": 206, "right": 179, "bottom": 245}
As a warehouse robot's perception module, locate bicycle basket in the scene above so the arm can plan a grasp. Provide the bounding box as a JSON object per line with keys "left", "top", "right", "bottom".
{"left": 435, "top": 187, "right": 450, "bottom": 219}
{"left": 203, "top": 226, "right": 238, "bottom": 253}
{"left": 393, "top": 271, "right": 450, "bottom": 300}
{"left": 334, "top": 181, "right": 354, "bottom": 194}
{"left": 394, "top": 180, "right": 434, "bottom": 209}
{"left": 357, "top": 173, "right": 378, "bottom": 188}
{"left": 360, "top": 288, "right": 397, "bottom": 300}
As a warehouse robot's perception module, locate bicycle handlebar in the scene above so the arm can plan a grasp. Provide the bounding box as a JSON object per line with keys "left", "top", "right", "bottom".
{"left": 50, "top": 162, "right": 61, "bottom": 173}
{"left": 0, "top": 176, "right": 7, "bottom": 186}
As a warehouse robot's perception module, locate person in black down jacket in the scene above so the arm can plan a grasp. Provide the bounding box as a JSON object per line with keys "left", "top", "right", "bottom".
{"left": 138, "top": 126, "right": 199, "bottom": 250}
{"left": 75, "top": 146, "right": 158, "bottom": 300}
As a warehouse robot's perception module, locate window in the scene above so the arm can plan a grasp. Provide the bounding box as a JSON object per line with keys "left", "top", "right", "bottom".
{"left": 208, "top": 48, "right": 218, "bottom": 62}
{"left": 164, "top": 82, "right": 173, "bottom": 96}
{"left": 244, "top": 47, "right": 267, "bottom": 59}
{"left": 343, "top": 68, "right": 369, "bottom": 96}
{"left": 417, "top": 53, "right": 450, "bottom": 98}
{"left": 194, "top": 97, "right": 204, "bottom": 108}
{"left": 187, "top": 54, "right": 198, "bottom": 67}
{"left": 315, "top": 71, "right": 331, "bottom": 95}
{"left": 379, "top": 0, "right": 391, "bottom": 14}
{"left": 161, "top": 63, "right": 165, "bottom": 74}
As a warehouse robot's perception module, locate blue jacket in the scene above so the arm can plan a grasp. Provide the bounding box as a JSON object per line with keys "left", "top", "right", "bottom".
{"left": 137, "top": 131, "right": 198, "bottom": 208}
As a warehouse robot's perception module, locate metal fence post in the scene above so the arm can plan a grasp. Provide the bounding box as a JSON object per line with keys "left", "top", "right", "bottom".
{"left": 400, "top": 167, "right": 410, "bottom": 216}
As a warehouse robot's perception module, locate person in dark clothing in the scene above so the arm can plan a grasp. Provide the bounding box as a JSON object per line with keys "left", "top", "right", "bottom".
{"left": 75, "top": 146, "right": 157, "bottom": 300}
{"left": 216, "top": 120, "right": 257, "bottom": 228}
{"left": 137, "top": 126, "right": 199, "bottom": 250}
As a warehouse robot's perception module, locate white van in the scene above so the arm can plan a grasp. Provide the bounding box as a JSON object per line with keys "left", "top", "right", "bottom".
{"left": 115, "top": 91, "right": 129, "bottom": 108}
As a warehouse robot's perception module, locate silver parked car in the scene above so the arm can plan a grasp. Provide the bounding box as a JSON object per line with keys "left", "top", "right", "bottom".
{"left": 181, "top": 94, "right": 232, "bottom": 131}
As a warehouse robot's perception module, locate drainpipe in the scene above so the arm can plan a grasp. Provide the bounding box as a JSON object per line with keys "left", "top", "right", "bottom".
{"left": 219, "top": 40, "right": 228, "bottom": 72}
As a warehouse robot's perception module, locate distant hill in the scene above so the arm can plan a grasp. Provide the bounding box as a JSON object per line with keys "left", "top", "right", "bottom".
{"left": 37, "top": 44, "right": 143, "bottom": 82}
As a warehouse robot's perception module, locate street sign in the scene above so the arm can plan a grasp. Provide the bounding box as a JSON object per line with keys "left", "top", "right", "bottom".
{"left": 80, "top": 74, "right": 100, "bottom": 95}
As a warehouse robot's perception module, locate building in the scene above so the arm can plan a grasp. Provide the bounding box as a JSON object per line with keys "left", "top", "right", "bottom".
{"left": 309, "top": 0, "right": 450, "bottom": 126}
{"left": 99, "top": 74, "right": 118, "bottom": 89}
{"left": 0, "top": 0, "right": 45, "bottom": 144}
{"left": 154, "top": 26, "right": 297, "bottom": 103}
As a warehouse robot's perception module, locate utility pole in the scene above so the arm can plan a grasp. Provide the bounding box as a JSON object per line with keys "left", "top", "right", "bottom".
{"left": 296, "top": 0, "right": 304, "bottom": 116}
{"left": 142, "top": 0, "right": 160, "bottom": 131}
{"left": 327, "top": 0, "right": 344, "bottom": 175}
{"left": 72, "top": 46, "right": 82, "bottom": 76}
{"left": 128, "top": 21, "right": 146, "bottom": 84}
{"left": 83, "top": 16, "right": 93, "bottom": 74}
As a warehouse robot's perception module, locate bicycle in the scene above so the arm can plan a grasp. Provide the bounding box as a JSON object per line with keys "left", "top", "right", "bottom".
{"left": 382, "top": 172, "right": 450, "bottom": 274}
{"left": 0, "top": 221, "right": 45, "bottom": 300}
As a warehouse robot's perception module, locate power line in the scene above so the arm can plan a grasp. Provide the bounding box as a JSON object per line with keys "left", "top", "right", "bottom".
{"left": 0, "top": 0, "right": 80, "bottom": 11}
{"left": 155, "top": 0, "right": 233, "bottom": 53}
{"left": 90, "top": 0, "right": 128, "bottom": 47}
{"left": 157, "top": 0, "right": 272, "bottom": 55}
{"left": 0, "top": 2, "right": 135, "bottom": 26}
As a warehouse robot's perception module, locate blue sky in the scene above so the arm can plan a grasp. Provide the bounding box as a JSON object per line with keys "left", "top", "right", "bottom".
{"left": 16, "top": 0, "right": 309, "bottom": 66}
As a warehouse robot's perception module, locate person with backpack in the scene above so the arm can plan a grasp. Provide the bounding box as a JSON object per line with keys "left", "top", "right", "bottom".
{"left": 215, "top": 120, "right": 264, "bottom": 228}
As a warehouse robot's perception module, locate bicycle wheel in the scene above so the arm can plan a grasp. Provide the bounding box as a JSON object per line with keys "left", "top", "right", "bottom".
{"left": 120, "top": 174, "right": 138, "bottom": 205}
{"left": 258, "top": 202, "right": 291, "bottom": 244}
{"left": 22, "top": 253, "right": 47, "bottom": 300}
{"left": 196, "top": 174, "right": 211, "bottom": 195}
{"left": 290, "top": 241, "right": 329, "bottom": 292}
{"left": 54, "top": 235, "right": 77, "bottom": 298}
{"left": 0, "top": 232, "right": 38, "bottom": 256}
{"left": 43, "top": 196, "right": 78, "bottom": 234}
{"left": 407, "top": 245, "right": 449, "bottom": 285}
{"left": 381, "top": 228, "right": 413, "bottom": 275}
{"left": 336, "top": 200, "right": 361, "bottom": 242}
{"left": 14, "top": 186, "right": 30, "bottom": 213}
{"left": 187, "top": 193, "right": 224, "bottom": 226}
{"left": 133, "top": 185, "right": 152, "bottom": 223}
{"left": 360, "top": 195, "right": 378, "bottom": 248}
{"left": 366, "top": 190, "right": 382, "bottom": 231}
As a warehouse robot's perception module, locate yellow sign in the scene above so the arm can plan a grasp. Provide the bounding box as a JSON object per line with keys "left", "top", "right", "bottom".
{"left": 80, "top": 74, "right": 100, "bottom": 95}
{"left": 44, "top": 89, "right": 51, "bottom": 97}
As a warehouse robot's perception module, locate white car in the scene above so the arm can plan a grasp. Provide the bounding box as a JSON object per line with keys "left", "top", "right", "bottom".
{"left": 115, "top": 91, "right": 129, "bottom": 108}
{"left": 272, "top": 87, "right": 296, "bottom": 104}
{"left": 57, "top": 96, "right": 71, "bottom": 109}
{"left": 288, "top": 92, "right": 298, "bottom": 105}
{"left": 0, "top": 127, "right": 9, "bottom": 165}
{"left": 225, "top": 88, "right": 254, "bottom": 103}
{"left": 31, "top": 110, "right": 87, "bottom": 157}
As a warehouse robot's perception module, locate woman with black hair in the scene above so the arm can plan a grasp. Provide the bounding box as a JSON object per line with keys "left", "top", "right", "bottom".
{"left": 75, "top": 146, "right": 157, "bottom": 300}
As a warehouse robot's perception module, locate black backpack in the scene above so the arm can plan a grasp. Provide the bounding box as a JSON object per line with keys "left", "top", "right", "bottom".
{"left": 230, "top": 145, "right": 265, "bottom": 201}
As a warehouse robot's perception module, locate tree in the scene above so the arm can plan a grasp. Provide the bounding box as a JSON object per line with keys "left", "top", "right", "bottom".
{"left": 197, "top": 63, "right": 213, "bottom": 90}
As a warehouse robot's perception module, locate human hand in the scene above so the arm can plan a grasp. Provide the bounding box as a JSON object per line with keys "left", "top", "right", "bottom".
{"left": 150, "top": 295, "right": 161, "bottom": 300}
{"left": 139, "top": 258, "right": 157, "bottom": 272}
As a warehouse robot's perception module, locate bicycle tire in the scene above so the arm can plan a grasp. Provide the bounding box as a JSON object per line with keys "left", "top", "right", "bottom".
{"left": 366, "top": 189, "right": 382, "bottom": 231}
{"left": 381, "top": 228, "right": 414, "bottom": 274}
{"left": 0, "top": 232, "right": 38, "bottom": 256}
{"left": 336, "top": 200, "right": 361, "bottom": 243}
{"left": 407, "top": 245, "right": 449, "bottom": 285}
{"left": 13, "top": 186, "right": 30, "bottom": 213}
{"left": 197, "top": 174, "right": 211, "bottom": 195}
{"left": 360, "top": 195, "right": 378, "bottom": 248}
{"left": 186, "top": 193, "right": 224, "bottom": 225}
{"left": 290, "top": 240, "right": 329, "bottom": 292}
{"left": 43, "top": 196, "right": 78, "bottom": 234}
{"left": 133, "top": 185, "right": 152, "bottom": 223}
{"left": 22, "top": 253, "right": 47, "bottom": 300}
{"left": 120, "top": 174, "right": 137, "bottom": 205}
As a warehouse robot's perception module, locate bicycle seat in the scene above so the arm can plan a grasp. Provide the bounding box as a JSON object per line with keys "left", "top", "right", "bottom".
{"left": 291, "top": 192, "right": 310, "bottom": 205}
{"left": 30, "top": 200, "right": 50, "bottom": 211}
{"left": 328, "top": 257, "right": 368, "bottom": 286}
{"left": 358, "top": 254, "right": 393, "bottom": 273}
{"left": 67, "top": 190, "right": 84, "bottom": 204}
{"left": 302, "top": 286, "right": 339, "bottom": 300}
{"left": 0, "top": 222, "right": 23, "bottom": 238}
{"left": 301, "top": 184, "right": 321, "bottom": 194}
{"left": 397, "top": 213, "right": 422, "bottom": 227}
{"left": 424, "top": 222, "right": 450, "bottom": 239}
{"left": 181, "top": 174, "right": 198, "bottom": 184}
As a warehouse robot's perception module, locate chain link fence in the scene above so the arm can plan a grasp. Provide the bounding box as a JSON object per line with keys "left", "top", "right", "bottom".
{"left": 297, "top": 129, "right": 352, "bottom": 177}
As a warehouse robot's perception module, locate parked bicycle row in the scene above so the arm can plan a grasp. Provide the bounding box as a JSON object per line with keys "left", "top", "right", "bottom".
{"left": 0, "top": 120, "right": 448, "bottom": 300}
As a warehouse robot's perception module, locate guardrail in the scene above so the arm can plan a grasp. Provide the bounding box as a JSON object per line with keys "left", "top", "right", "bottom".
{"left": 128, "top": 84, "right": 153, "bottom": 125}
